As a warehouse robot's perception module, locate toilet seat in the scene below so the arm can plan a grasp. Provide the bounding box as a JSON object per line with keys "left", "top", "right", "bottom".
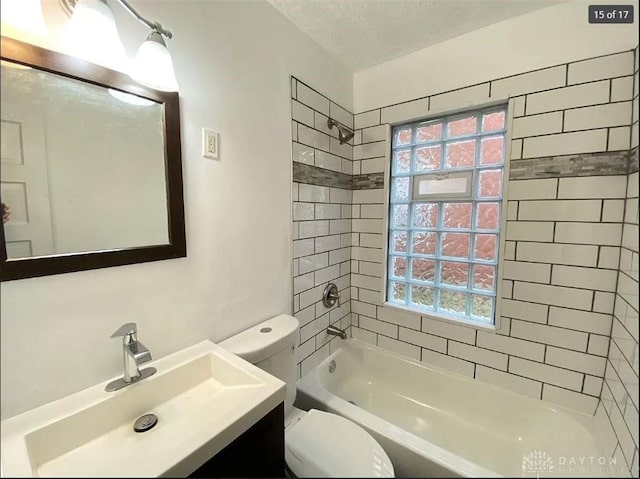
{"left": 285, "top": 409, "right": 394, "bottom": 478}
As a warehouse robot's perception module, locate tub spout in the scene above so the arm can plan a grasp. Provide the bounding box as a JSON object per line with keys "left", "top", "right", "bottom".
{"left": 327, "top": 325, "right": 347, "bottom": 340}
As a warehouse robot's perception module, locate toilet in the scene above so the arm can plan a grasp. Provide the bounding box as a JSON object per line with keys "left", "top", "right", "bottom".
{"left": 219, "top": 314, "right": 394, "bottom": 478}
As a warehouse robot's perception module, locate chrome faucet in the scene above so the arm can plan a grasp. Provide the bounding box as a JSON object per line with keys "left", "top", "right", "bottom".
{"left": 105, "top": 322, "right": 156, "bottom": 392}
{"left": 327, "top": 325, "right": 347, "bottom": 340}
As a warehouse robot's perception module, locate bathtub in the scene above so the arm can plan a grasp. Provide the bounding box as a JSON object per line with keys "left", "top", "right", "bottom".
{"left": 296, "top": 339, "right": 614, "bottom": 478}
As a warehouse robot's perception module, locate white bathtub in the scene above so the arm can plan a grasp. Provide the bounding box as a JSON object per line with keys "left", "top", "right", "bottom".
{"left": 296, "top": 339, "right": 615, "bottom": 478}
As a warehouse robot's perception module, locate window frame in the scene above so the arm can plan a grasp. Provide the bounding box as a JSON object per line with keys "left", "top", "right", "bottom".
{"left": 412, "top": 170, "right": 475, "bottom": 201}
{"left": 381, "top": 100, "right": 515, "bottom": 331}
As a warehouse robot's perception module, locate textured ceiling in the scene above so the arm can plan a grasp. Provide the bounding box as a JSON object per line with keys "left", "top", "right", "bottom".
{"left": 267, "top": 0, "right": 567, "bottom": 71}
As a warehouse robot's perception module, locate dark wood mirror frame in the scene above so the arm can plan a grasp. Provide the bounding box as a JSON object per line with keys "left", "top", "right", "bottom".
{"left": 0, "top": 36, "right": 186, "bottom": 281}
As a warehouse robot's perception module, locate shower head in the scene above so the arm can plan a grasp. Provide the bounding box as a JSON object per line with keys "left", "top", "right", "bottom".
{"left": 327, "top": 118, "right": 354, "bottom": 145}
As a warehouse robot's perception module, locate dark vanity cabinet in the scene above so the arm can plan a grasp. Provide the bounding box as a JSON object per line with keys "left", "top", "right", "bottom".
{"left": 188, "top": 403, "right": 284, "bottom": 478}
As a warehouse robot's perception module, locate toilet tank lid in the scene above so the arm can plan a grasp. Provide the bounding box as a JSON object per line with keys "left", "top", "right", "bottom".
{"left": 218, "top": 314, "right": 299, "bottom": 363}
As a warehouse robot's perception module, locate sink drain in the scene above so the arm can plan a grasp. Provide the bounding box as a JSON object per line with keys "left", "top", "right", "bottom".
{"left": 133, "top": 413, "right": 158, "bottom": 433}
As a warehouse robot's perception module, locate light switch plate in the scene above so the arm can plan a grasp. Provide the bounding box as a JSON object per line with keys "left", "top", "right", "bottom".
{"left": 202, "top": 128, "right": 219, "bottom": 159}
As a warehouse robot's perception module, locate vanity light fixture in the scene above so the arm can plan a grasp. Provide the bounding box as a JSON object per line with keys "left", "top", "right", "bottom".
{"left": 130, "top": 30, "right": 179, "bottom": 92}
{"left": 61, "top": 0, "right": 179, "bottom": 92}
{"left": 65, "top": 0, "right": 126, "bottom": 71}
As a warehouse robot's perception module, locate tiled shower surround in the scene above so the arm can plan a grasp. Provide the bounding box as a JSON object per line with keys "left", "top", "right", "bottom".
{"left": 291, "top": 78, "right": 355, "bottom": 377}
{"left": 599, "top": 50, "right": 639, "bottom": 474}
{"left": 291, "top": 47, "right": 639, "bottom": 475}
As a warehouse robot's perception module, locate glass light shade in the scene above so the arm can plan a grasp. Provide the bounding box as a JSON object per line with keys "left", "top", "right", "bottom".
{"left": 130, "top": 33, "right": 179, "bottom": 92}
{"left": 0, "top": 0, "right": 48, "bottom": 43}
{"left": 65, "top": 0, "right": 126, "bottom": 71}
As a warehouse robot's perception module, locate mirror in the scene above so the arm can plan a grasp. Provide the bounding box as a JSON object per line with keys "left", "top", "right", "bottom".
{"left": 0, "top": 37, "right": 185, "bottom": 281}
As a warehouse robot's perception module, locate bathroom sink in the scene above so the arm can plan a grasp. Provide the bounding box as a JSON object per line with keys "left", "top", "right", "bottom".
{"left": 0, "top": 340, "right": 286, "bottom": 477}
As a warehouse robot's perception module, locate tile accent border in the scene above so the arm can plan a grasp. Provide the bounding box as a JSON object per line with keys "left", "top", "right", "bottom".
{"left": 352, "top": 173, "right": 385, "bottom": 190}
{"left": 293, "top": 162, "right": 385, "bottom": 190}
{"left": 294, "top": 149, "right": 636, "bottom": 187}
{"left": 293, "top": 162, "right": 352, "bottom": 189}
{"left": 629, "top": 146, "right": 639, "bottom": 174}
{"left": 509, "top": 151, "right": 631, "bottom": 180}
{"left": 295, "top": 149, "right": 635, "bottom": 187}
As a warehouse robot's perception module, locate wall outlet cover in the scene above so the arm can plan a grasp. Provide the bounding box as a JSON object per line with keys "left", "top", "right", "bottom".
{"left": 202, "top": 128, "right": 219, "bottom": 159}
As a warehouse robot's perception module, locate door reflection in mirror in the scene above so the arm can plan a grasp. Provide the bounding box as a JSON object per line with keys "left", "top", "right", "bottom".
{"left": 0, "top": 61, "right": 169, "bottom": 259}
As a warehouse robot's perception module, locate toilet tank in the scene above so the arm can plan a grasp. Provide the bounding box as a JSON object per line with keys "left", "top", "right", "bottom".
{"left": 218, "top": 314, "right": 299, "bottom": 413}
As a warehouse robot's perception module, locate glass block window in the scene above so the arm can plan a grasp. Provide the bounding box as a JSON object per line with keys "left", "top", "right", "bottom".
{"left": 388, "top": 106, "right": 507, "bottom": 325}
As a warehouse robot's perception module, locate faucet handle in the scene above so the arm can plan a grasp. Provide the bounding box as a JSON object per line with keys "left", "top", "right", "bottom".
{"left": 110, "top": 322, "right": 137, "bottom": 339}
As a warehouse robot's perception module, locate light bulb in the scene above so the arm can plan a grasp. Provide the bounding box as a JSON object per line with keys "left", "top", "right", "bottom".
{"left": 0, "top": 0, "right": 48, "bottom": 44}
{"left": 65, "top": 0, "right": 126, "bottom": 71}
{"left": 130, "top": 31, "right": 179, "bottom": 92}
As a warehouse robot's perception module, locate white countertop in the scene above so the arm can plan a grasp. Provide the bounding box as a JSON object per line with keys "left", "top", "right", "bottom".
{"left": 0, "top": 340, "right": 286, "bottom": 477}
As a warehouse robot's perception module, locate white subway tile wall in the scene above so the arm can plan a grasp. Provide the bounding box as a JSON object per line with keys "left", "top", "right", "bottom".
{"left": 291, "top": 78, "right": 354, "bottom": 379}
{"left": 291, "top": 46, "right": 639, "bottom": 475}
{"left": 602, "top": 44, "right": 639, "bottom": 474}
{"left": 348, "top": 51, "right": 635, "bottom": 435}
